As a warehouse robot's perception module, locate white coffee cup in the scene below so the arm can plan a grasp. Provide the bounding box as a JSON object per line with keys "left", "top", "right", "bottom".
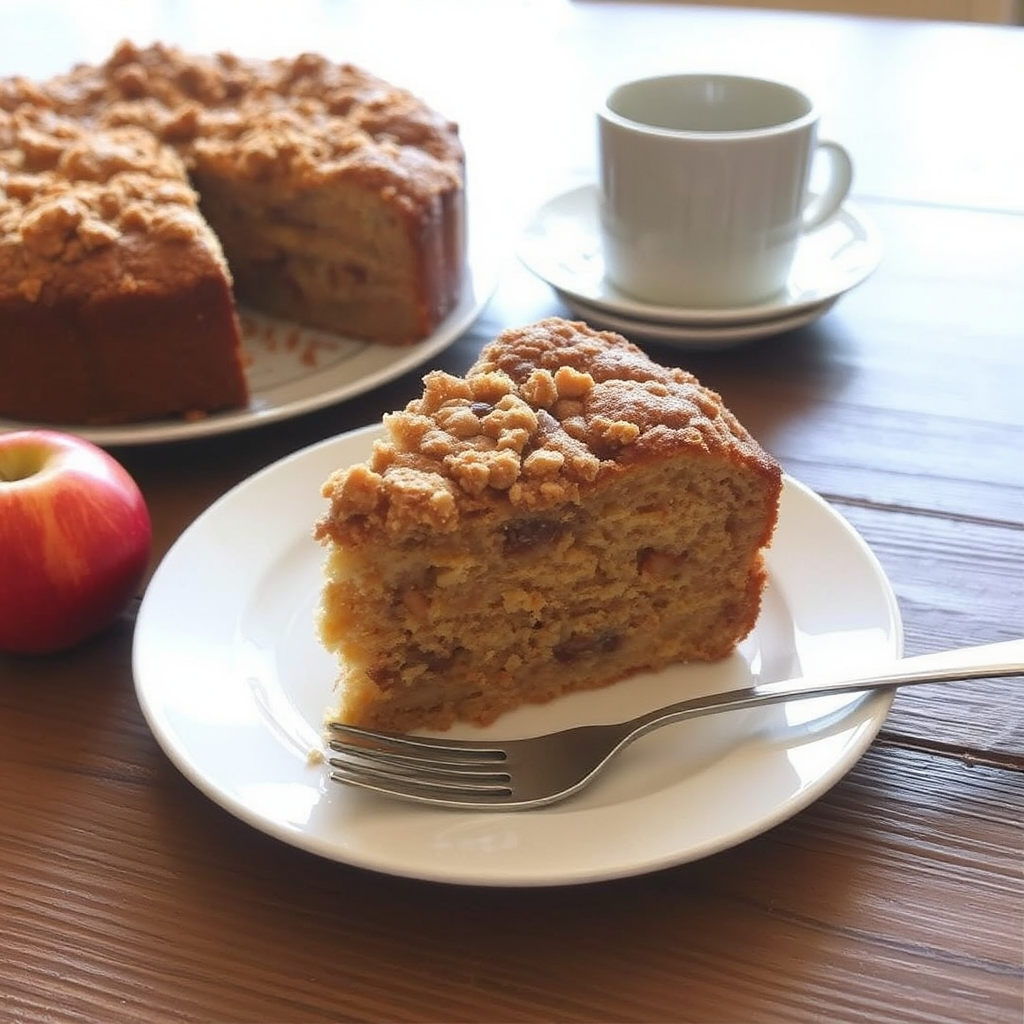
{"left": 597, "top": 73, "right": 853, "bottom": 309}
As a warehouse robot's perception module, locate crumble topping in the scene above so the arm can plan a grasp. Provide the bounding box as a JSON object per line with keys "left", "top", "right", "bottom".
{"left": 1, "top": 40, "right": 464, "bottom": 297}
{"left": 1, "top": 108, "right": 214, "bottom": 296}
{"left": 317, "top": 318, "right": 774, "bottom": 540}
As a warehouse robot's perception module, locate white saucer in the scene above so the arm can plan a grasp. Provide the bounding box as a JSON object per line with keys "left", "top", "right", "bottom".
{"left": 557, "top": 290, "right": 839, "bottom": 349}
{"left": 518, "top": 184, "right": 882, "bottom": 326}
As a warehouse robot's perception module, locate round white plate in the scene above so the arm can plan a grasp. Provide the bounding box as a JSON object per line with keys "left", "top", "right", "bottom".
{"left": 134, "top": 424, "right": 902, "bottom": 888}
{"left": 557, "top": 291, "right": 839, "bottom": 349}
{"left": 518, "top": 184, "right": 882, "bottom": 326}
{"left": 0, "top": 239, "right": 499, "bottom": 449}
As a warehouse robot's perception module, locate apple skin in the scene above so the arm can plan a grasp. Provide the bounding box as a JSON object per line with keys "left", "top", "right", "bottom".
{"left": 0, "top": 430, "right": 152, "bottom": 655}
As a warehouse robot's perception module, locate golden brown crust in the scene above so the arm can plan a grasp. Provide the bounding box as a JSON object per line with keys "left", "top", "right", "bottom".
{"left": 0, "top": 107, "right": 226, "bottom": 303}
{"left": 316, "top": 317, "right": 782, "bottom": 539}
{"left": 1, "top": 42, "right": 463, "bottom": 280}
{"left": 24, "top": 41, "right": 464, "bottom": 202}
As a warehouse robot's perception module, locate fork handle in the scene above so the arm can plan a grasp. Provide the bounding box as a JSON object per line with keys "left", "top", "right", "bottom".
{"left": 626, "top": 638, "right": 1024, "bottom": 743}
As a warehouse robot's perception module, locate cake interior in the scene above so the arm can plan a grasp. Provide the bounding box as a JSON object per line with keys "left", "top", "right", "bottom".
{"left": 192, "top": 167, "right": 457, "bottom": 345}
{"left": 318, "top": 447, "right": 775, "bottom": 732}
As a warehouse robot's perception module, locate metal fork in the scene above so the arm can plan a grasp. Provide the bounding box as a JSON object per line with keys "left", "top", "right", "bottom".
{"left": 325, "top": 638, "right": 1023, "bottom": 811}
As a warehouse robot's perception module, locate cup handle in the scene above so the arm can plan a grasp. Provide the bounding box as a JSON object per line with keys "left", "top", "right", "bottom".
{"left": 802, "top": 140, "right": 853, "bottom": 232}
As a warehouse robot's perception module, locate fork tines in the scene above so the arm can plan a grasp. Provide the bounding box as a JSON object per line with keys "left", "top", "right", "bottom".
{"left": 327, "top": 721, "right": 507, "bottom": 758}
{"left": 326, "top": 721, "right": 513, "bottom": 804}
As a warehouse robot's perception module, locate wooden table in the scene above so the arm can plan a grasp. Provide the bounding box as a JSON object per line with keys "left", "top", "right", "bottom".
{"left": 2, "top": 2, "right": 1022, "bottom": 1021}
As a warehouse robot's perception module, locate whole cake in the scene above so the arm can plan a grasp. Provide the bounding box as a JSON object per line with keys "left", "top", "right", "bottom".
{"left": 0, "top": 41, "right": 466, "bottom": 425}
{"left": 314, "top": 317, "right": 783, "bottom": 733}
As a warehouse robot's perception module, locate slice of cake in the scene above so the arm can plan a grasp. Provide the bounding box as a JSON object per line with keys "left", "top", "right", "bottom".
{"left": 314, "top": 317, "right": 783, "bottom": 733}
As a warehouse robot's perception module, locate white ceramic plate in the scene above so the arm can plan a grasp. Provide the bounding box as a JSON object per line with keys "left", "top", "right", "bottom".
{"left": 134, "top": 424, "right": 902, "bottom": 888}
{"left": 0, "top": 244, "right": 499, "bottom": 448}
{"left": 518, "top": 184, "right": 882, "bottom": 326}
{"left": 557, "top": 291, "right": 839, "bottom": 349}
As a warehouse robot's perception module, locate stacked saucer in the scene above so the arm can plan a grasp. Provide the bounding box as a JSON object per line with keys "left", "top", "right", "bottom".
{"left": 517, "top": 184, "right": 882, "bottom": 350}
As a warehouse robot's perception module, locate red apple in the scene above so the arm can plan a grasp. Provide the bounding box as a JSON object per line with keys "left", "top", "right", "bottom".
{"left": 0, "top": 430, "right": 152, "bottom": 655}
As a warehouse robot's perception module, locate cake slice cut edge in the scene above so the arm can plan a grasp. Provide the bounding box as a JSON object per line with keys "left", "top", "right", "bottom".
{"left": 313, "top": 317, "right": 783, "bottom": 733}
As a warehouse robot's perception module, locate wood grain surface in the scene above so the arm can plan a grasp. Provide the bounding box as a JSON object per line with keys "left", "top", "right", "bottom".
{"left": 1, "top": 2, "right": 1022, "bottom": 1022}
